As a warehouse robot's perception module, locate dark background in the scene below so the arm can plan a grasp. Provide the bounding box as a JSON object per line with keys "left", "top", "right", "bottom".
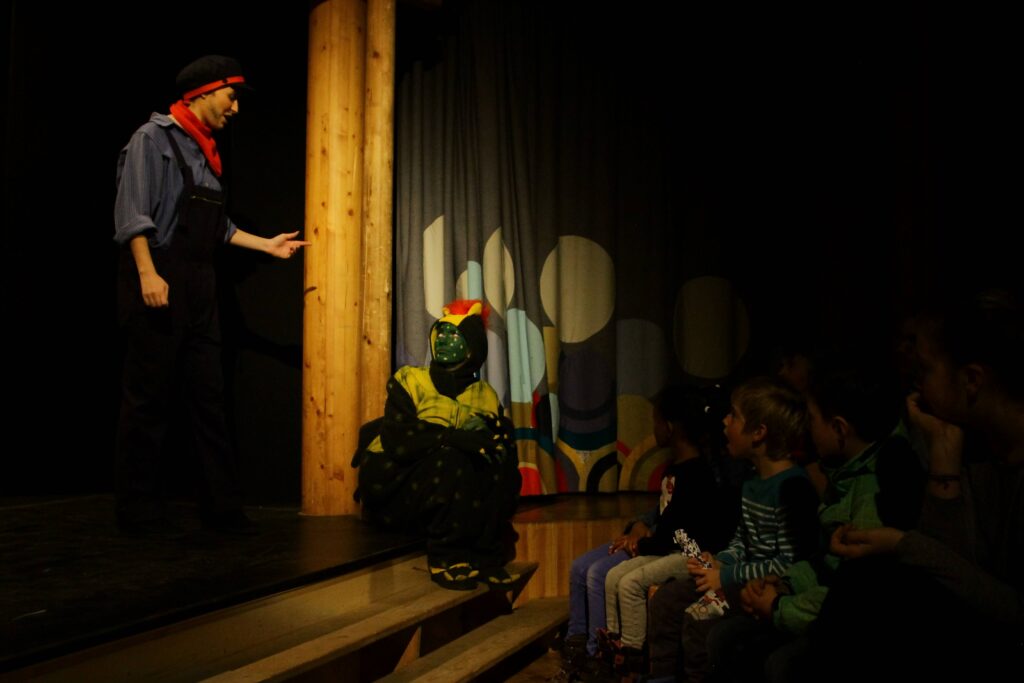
{"left": 3, "top": 1, "right": 1017, "bottom": 502}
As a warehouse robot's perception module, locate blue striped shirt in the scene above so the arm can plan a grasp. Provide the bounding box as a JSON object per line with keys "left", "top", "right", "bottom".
{"left": 114, "top": 113, "right": 237, "bottom": 247}
{"left": 716, "top": 465, "right": 820, "bottom": 587}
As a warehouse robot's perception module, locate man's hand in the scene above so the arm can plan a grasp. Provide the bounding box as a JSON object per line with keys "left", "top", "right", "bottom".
{"left": 129, "top": 235, "right": 168, "bottom": 307}
{"left": 229, "top": 229, "right": 311, "bottom": 258}
{"left": 139, "top": 270, "right": 169, "bottom": 307}
{"left": 830, "top": 524, "right": 905, "bottom": 560}
{"left": 265, "top": 231, "right": 311, "bottom": 259}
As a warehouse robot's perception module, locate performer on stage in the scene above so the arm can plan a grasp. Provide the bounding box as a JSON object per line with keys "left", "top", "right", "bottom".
{"left": 114, "top": 55, "right": 309, "bottom": 536}
{"left": 356, "top": 300, "right": 522, "bottom": 590}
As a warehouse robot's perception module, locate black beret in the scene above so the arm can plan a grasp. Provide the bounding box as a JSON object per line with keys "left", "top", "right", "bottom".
{"left": 175, "top": 55, "right": 251, "bottom": 99}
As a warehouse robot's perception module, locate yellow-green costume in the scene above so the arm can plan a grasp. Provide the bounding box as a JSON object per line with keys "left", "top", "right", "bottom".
{"left": 356, "top": 307, "right": 520, "bottom": 571}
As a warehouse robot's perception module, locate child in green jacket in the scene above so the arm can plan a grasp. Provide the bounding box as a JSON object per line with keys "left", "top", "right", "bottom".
{"left": 707, "top": 355, "right": 922, "bottom": 682}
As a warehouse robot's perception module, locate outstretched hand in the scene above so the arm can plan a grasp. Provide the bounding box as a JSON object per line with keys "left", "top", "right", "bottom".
{"left": 266, "top": 231, "right": 311, "bottom": 259}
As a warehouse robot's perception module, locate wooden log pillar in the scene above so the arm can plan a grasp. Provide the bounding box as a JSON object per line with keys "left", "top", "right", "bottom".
{"left": 360, "top": 0, "right": 395, "bottom": 426}
{"left": 304, "top": 0, "right": 395, "bottom": 516}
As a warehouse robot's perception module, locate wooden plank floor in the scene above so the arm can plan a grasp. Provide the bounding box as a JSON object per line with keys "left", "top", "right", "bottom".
{"left": 1, "top": 496, "right": 421, "bottom": 672}
{"left": 380, "top": 598, "right": 568, "bottom": 683}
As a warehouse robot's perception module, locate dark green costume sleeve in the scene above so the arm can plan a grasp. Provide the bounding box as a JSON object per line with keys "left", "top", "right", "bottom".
{"left": 379, "top": 376, "right": 511, "bottom": 465}
{"left": 378, "top": 376, "right": 447, "bottom": 464}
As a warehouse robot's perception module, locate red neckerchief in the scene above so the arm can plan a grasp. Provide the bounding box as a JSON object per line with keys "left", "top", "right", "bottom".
{"left": 169, "top": 100, "right": 222, "bottom": 177}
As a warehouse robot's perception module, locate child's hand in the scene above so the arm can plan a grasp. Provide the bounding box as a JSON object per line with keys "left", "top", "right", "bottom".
{"left": 624, "top": 522, "right": 649, "bottom": 556}
{"left": 610, "top": 522, "right": 649, "bottom": 556}
{"left": 686, "top": 552, "right": 719, "bottom": 571}
{"left": 830, "top": 524, "right": 905, "bottom": 559}
{"left": 609, "top": 535, "right": 630, "bottom": 554}
{"left": 740, "top": 576, "right": 780, "bottom": 620}
{"left": 690, "top": 564, "right": 722, "bottom": 593}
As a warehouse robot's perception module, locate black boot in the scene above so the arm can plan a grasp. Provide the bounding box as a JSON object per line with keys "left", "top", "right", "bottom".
{"left": 551, "top": 633, "right": 589, "bottom": 681}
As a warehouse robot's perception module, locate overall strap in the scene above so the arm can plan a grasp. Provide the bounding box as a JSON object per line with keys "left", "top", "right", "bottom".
{"left": 162, "top": 126, "right": 197, "bottom": 190}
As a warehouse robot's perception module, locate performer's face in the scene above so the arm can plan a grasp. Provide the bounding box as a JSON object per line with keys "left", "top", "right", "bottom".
{"left": 433, "top": 322, "right": 468, "bottom": 365}
{"left": 195, "top": 87, "right": 239, "bottom": 130}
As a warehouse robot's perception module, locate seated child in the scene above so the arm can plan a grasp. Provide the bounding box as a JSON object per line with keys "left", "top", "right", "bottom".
{"left": 813, "top": 289, "right": 1024, "bottom": 680}
{"left": 597, "top": 392, "right": 737, "bottom": 671}
{"left": 355, "top": 300, "right": 522, "bottom": 590}
{"left": 645, "top": 376, "right": 820, "bottom": 683}
{"left": 562, "top": 385, "right": 732, "bottom": 676}
{"left": 710, "top": 355, "right": 922, "bottom": 682}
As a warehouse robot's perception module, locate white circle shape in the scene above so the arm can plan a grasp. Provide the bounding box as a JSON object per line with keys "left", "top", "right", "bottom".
{"left": 483, "top": 228, "right": 516, "bottom": 317}
{"left": 540, "top": 236, "right": 615, "bottom": 343}
{"left": 505, "top": 308, "right": 547, "bottom": 404}
{"left": 617, "top": 394, "right": 655, "bottom": 450}
{"left": 423, "top": 214, "right": 445, "bottom": 320}
{"left": 465, "top": 261, "right": 484, "bottom": 299}
{"left": 482, "top": 329, "right": 509, "bottom": 407}
{"left": 455, "top": 268, "right": 469, "bottom": 300}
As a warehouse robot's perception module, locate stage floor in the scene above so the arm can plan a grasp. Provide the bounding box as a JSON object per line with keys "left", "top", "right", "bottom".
{"left": 0, "top": 496, "right": 420, "bottom": 672}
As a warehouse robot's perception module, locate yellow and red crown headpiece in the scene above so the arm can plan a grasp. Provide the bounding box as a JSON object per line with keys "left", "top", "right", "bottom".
{"left": 437, "top": 299, "right": 490, "bottom": 328}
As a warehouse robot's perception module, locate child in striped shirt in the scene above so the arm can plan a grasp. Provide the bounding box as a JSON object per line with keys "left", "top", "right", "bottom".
{"left": 646, "top": 376, "right": 820, "bottom": 683}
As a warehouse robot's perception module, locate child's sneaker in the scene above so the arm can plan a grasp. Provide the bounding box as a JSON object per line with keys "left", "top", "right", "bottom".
{"left": 592, "top": 630, "right": 644, "bottom": 682}
{"left": 560, "top": 633, "right": 588, "bottom": 665}
{"left": 610, "top": 645, "right": 645, "bottom": 683}
{"left": 595, "top": 627, "right": 622, "bottom": 665}
{"left": 577, "top": 655, "right": 614, "bottom": 683}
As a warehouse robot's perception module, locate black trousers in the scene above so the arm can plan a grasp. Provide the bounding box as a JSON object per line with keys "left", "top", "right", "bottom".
{"left": 647, "top": 575, "right": 702, "bottom": 678}
{"left": 115, "top": 261, "right": 241, "bottom": 523}
{"left": 360, "top": 445, "right": 521, "bottom": 568}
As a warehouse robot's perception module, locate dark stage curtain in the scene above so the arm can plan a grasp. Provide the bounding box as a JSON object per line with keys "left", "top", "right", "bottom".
{"left": 394, "top": 1, "right": 752, "bottom": 494}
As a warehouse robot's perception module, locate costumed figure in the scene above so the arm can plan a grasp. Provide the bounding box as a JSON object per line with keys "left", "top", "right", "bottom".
{"left": 355, "top": 300, "right": 522, "bottom": 590}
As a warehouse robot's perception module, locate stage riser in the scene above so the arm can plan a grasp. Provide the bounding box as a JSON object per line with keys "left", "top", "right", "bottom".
{"left": 512, "top": 495, "right": 657, "bottom": 604}
{"left": 514, "top": 518, "right": 632, "bottom": 603}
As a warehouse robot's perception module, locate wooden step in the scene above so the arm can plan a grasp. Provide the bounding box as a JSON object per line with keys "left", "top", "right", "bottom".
{"left": 379, "top": 597, "right": 567, "bottom": 683}
{"left": 202, "top": 561, "right": 539, "bottom": 682}
{"left": 8, "top": 555, "right": 534, "bottom": 683}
